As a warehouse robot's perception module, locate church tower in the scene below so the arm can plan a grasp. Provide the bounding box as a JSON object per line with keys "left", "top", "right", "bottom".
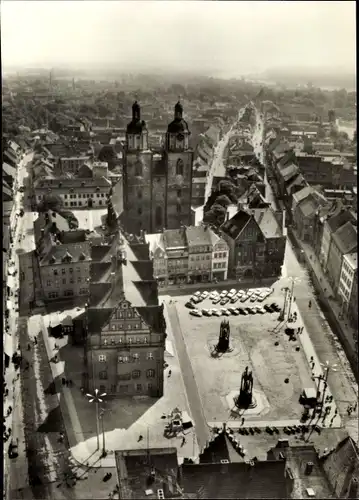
{"left": 163, "top": 101, "right": 193, "bottom": 229}
{"left": 123, "top": 101, "right": 153, "bottom": 234}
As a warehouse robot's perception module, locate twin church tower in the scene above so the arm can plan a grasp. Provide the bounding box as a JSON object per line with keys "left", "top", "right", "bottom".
{"left": 123, "top": 101, "right": 193, "bottom": 235}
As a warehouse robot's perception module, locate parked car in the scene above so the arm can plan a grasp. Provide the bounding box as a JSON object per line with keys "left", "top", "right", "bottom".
{"left": 221, "top": 308, "right": 231, "bottom": 316}
{"left": 191, "top": 297, "right": 200, "bottom": 304}
{"left": 211, "top": 309, "right": 221, "bottom": 317}
{"left": 237, "top": 307, "right": 247, "bottom": 315}
{"left": 231, "top": 309, "right": 239, "bottom": 316}
{"left": 220, "top": 298, "right": 229, "bottom": 305}
{"left": 212, "top": 297, "right": 221, "bottom": 305}
{"left": 220, "top": 290, "right": 228, "bottom": 298}
{"left": 264, "top": 304, "right": 275, "bottom": 313}
{"left": 257, "top": 292, "right": 267, "bottom": 302}
{"left": 194, "top": 291, "right": 202, "bottom": 297}
{"left": 185, "top": 301, "right": 196, "bottom": 309}
{"left": 270, "top": 302, "right": 281, "bottom": 312}
{"left": 227, "top": 289, "right": 237, "bottom": 298}
{"left": 253, "top": 306, "right": 266, "bottom": 314}
{"left": 209, "top": 291, "right": 219, "bottom": 300}
{"left": 230, "top": 294, "right": 240, "bottom": 304}
{"left": 201, "top": 291, "right": 209, "bottom": 299}
{"left": 202, "top": 309, "right": 212, "bottom": 316}
{"left": 250, "top": 294, "right": 259, "bottom": 303}
{"left": 245, "top": 307, "right": 256, "bottom": 314}
{"left": 190, "top": 309, "right": 202, "bottom": 317}
{"left": 240, "top": 294, "right": 249, "bottom": 303}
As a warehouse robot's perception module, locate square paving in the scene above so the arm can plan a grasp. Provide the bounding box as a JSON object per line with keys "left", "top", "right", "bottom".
{"left": 173, "top": 286, "right": 318, "bottom": 424}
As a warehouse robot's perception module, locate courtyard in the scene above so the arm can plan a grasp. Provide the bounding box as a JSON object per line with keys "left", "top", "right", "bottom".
{"left": 169, "top": 283, "right": 332, "bottom": 426}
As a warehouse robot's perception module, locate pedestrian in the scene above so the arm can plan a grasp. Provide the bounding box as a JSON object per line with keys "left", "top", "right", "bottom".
{"left": 308, "top": 300, "right": 312, "bottom": 308}
{"left": 62, "top": 378, "right": 66, "bottom": 386}
{"left": 27, "top": 343, "right": 31, "bottom": 351}
{"left": 33, "top": 336, "right": 37, "bottom": 345}
{"left": 138, "top": 434, "right": 143, "bottom": 442}
{"left": 168, "top": 370, "right": 172, "bottom": 378}
{"left": 353, "top": 403, "right": 357, "bottom": 412}
{"left": 181, "top": 436, "right": 186, "bottom": 447}
{"left": 241, "top": 417, "right": 245, "bottom": 426}
{"left": 69, "top": 379, "right": 73, "bottom": 387}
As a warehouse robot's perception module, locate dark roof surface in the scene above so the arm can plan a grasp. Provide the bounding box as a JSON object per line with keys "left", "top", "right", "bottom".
{"left": 221, "top": 211, "right": 251, "bottom": 240}
{"left": 163, "top": 229, "right": 187, "bottom": 249}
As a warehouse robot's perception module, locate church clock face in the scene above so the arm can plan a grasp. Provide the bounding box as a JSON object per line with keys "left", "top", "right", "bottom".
{"left": 177, "top": 133, "right": 184, "bottom": 142}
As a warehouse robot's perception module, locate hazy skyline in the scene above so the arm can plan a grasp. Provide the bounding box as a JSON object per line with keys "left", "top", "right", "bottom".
{"left": 1, "top": 1, "right": 356, "bottom": 77}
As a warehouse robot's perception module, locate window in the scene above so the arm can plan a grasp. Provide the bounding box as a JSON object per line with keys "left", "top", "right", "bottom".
{"left": 147, "top": 352, "right": 154, "bottom": 360}
{"left": 128, "top": 337, "right": 133, "bottom": 344}
{"left": 99, "top": 385, "right": 106, "bottom": 393}
{"left": 64, "top": 290, "right": 74, "bottom": 297}
{"left": 136, "top": 337, "right": 141, "bottom": 343}
{"left": 99, "top": 355, "right": 107, "bottom": 362}
{"left": 77, "top": 277, "right": 82, "bottom": 283}
{"left": 135, "top": 161, "right": 143, "bottom": 177}
{"left": 148, "top": 383, "right": 153, "bottom": 391}
{"left": 69, "top": 268, "right": 73, "bottom": 273}
{"left": 177, "top": 203, "right": 181, "bottom": 214}
{"left": 146, "top": 369, "right": 155, "bottom": 378}
{"left": 176, "top": 159, "right": 184, "bottom": 176}
{"left": 99, "top": 371, "right": 107, "bottom": 380}
{"left": 64, "top": 194, "right": 68, "bottom": 199}
{"left": 144, "top": 337, "right": 148, "bottom": 343}
{"left": 177, "top": 189, "right": 182, "bottom": 198}
{"left": 70, "top": 278, "right": 74, "bottom": 284}
{"left": 62, "top": 268, "right": 66, "bottom": 275}
{"left": 62, "top": 278, "right": 66, "bottom": 285}
{"left": 46, "top": 280, "right": 52, "bottom": 286}
{"left": 136, "top": 384, "right": 142, "bottom": 392}
{"left": 132, "top": 370, "right": 141, "bottom": 379}
{"left": 133, "top": 353, "right": 139, "bottom": 360}
{"left": 80, "top": 288, "right": 87, "bottom": 295}
{"left": 54, "top": 269, "right": 58, "bottom": 276}
{"left": 111, "top": 384, "right": 116, "bottom": 393}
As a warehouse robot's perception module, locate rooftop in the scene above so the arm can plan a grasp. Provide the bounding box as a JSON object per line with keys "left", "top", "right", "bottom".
{"left": 252, "top": 208, "right": 283, "bottom": 239}
{"left": 163, "top": 229, "right": 187, "bottom": 249}
{"left": 331, "top": 221, "right": 357, "bottom": 255}
{"left": 186, "top": 226, "right": 213, "bottom": 247}
{"left": 221, "top": 210, "right": 251, "bottom": 240}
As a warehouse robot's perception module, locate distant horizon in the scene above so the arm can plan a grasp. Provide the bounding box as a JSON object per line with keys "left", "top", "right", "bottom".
{"left": 1, "top": 1, "right": 355, "bottom": 76}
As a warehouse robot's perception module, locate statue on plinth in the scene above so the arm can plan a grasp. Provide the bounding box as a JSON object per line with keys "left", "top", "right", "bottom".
{"left": 235, "top": 366, "right": 256, "bottom": 409}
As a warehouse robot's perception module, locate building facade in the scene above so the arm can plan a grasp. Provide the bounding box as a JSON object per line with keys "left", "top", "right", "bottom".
{"left": 123, "top": 101, "right": 193, "bottom": 234}
{"left": 220, "top": 208, "right": 285, "bottom": 280}
{"left": 34, "top": 174, "right": 112, "bottom": 209}
{"left": 146, "top": 226, "right": 229, "bottom": 287}
{"left": 338, "top": 253, "right": 357, "bottom": 313}
{"left": 326, "top": 221, "right": 357, "bottom": 293}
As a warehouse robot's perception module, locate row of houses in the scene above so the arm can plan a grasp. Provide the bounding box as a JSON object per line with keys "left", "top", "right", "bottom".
{"left": 292, "top": 191, "right": 357, "bottom": 330}
{"left": 145, "top": 186, "right": 285, "bottom": 285}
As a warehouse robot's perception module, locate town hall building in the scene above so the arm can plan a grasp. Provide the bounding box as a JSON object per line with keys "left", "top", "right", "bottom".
{"left": 123, "top": 101, "right": 194, "bottom": 235}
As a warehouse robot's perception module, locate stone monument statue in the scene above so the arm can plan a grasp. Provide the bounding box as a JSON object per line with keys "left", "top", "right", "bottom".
{"left": 236, "top": 365, "right": 255, "bottom": 408}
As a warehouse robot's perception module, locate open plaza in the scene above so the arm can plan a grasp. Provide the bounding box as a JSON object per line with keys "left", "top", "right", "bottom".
{"left": 165, "top": 280, "right": 342, "bottom": 429}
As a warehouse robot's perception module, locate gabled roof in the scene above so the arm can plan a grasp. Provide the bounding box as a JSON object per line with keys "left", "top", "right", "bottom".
{"left": 326, "top": 208, "right": 355, "bottom": 233}
{"left": 182, "top": 460, "right": 288, "bottom": 499}
{"left": 186, "top": 226, "right": 214, "bottom": 247}
{"left": 163, "top": 229, "right": 187, "bottom": 249}
{"left": 297, "top": 195, "right": 319, "bottom": 218}
{"left": 292, "top": 185, "right": 313, "bottom": 205}
{"left": 280, "top": 163, "right": 299, "bottom": 182}
{"left": 3, "top": 162, "right": 16, "bottom": 178}
{"left": 253, "top": 208, "right": 283, "bottom": 239}
{"left": 331, "top": 221, "right": 357, "bottom": 255}
{"left": 221, "top": 211, "right": 252, "bottom": 240}
{"left": 40, "top": 241, "right": 90, "bottom": 265}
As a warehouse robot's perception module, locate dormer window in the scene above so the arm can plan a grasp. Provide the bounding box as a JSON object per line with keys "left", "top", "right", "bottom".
{"left": 96, "top": 186, "right": 100, "bottom": 192}
{"left": 49, "top": 256, "right": 57, "bottom": 265}
{"left": 62, "top": 252, "right": 73, "bottom": 263}
{"left": 79, "top": 252, "right": 86, "bottom": 261}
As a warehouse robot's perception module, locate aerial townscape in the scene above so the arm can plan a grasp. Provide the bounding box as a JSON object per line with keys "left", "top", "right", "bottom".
{"left": 2, "top": 2, "right": 358, "bottom": 500}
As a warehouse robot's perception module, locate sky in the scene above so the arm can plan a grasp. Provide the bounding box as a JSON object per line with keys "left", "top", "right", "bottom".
{"left": 1, "top": 1, "right": 356, "bottom": 76}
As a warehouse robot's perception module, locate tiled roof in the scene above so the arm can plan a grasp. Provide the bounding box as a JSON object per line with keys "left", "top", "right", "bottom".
{"left": 221, "top": 211, "right": 251, "bottom": 240}
{"left": 331, "top": 221, "right": 357, "bottom": 255}
{"left": 131, "top": 260, "right": 155, "bottom": 281}
{"left": 40, "top": 241, "right": 90, "bottom": 265}
{"left": 280, "top": 163, "right": 299, "bottom": 182}
{"left": 186, "top": 226, "right": 213, "bottom": 247}
{"left": 115, "top": 448, "right": 180, "bottom": 500}
{"left": 3, "top": 162, "right": 16, "bottom": 178}
{"left": 90, "top": 262, "right": 112, "bottom": 283}
{"left": 163, "top": 229, "right": 187, "bottom": 249}
{"left": 298, "top": 196, "right": 318, "bottom": 218}
{"left": 253, "top": 208, "right": 282, "bottom": 239}
{"left": 87, "top": 307, "right": 113, "bottom": 333}
{"left": 326, "top": 208, "right": 355, "bottom": 233}
{"left": 181, "top": 461, "right": 288, "bottom": 499}
{"left": 292, "top": 186, "right": 313, "bottom": 205}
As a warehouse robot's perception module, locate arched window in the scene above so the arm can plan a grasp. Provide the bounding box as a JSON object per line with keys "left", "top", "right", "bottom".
{"left": 135, "top": 161, "right": 142, "bottom": 177}
{"left": 155, "top": 206, "right": 162, "bottom": 227}
{"left": 176, "top": 159, "right": 184, "bottom": 176}
{"left": 146, "top": 369, "right": 155, "bottom": 378}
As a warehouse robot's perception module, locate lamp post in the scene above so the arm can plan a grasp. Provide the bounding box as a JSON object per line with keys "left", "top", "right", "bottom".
{"left": 319, "top": 360, "right": 337, "bottom": 406}
{"left": 287, "top": 277, "right": 301, "bottom": 319}
{"left": 279, "top": 287, "right": 290, "bottom": 322}
{"left": 86, "top": 388, "right": 107, "bottom": 452}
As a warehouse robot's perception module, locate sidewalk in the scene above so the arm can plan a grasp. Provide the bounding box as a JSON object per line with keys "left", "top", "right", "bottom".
{"left": 289, "top": 228, "right": 358, "bottom": 381}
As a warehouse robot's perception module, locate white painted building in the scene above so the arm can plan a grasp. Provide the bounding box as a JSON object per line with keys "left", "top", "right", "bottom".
{"left": 338, "top": 252, "right": 358, "bottom": 310}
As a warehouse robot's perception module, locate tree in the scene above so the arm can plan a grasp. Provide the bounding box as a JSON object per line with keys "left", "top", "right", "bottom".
{"left": 218, "top": 179, "right": 236, "bottom": 202}
{"left": 98, "top": 145, "right": 116, "bottom": 167}
{"left": 328, "top": 109, "right": 336, "bottom": 123}
{"left": 215, "top": 194, "right": 232, "bottom": 208}
{"left": 203, "top": 203, "right": 227, "bottom": 227}
{"left": 37, "top": 195, "right": 64, "bottom": 212}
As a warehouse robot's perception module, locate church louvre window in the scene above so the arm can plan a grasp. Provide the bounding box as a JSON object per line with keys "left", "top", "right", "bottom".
{"left": 176, "top": 159, "right": 184, "bottom": 176}
{"left": 135, "top": 161, "right": 143, "bottom": 177}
